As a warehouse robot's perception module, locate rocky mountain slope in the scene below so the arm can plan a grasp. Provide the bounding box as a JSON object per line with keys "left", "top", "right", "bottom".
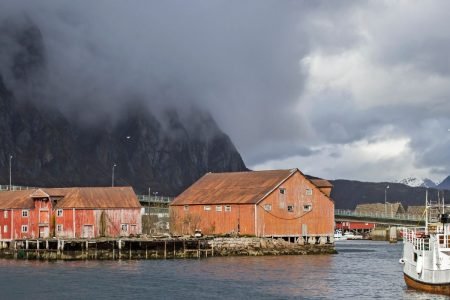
{"left": 0, "top": 20, "right": 247, "bottom": 196}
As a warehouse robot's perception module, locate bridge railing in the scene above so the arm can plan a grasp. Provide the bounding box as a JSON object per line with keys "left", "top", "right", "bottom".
{"left": 137, "top": 195, "right": 173, "bottom": 204}
{"left": 0, "top": 185, "right": 37, "bottom": 191}
{"left": 335, "top": 209, "right": 423, "bottom": 221}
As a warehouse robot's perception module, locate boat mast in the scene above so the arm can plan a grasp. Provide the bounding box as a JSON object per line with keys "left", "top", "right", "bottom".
{"left": 426, "top": 189, "right": 429, "bottom": 235}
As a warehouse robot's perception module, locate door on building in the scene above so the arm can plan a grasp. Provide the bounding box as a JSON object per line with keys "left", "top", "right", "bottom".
{"left": 82, "top": 225, "right": 94, "bottom": 238}
{"left": 39, "top": 226, "right": 49, "bottom": 238}
{"left": 39, "top": 210, "right": 49, "bottom": 224}
{"left": 302, "top": 224, "right": 308, "bottom": 236}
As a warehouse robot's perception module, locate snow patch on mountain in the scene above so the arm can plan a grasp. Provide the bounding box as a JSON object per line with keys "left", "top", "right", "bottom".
{"left": 398, "top": 177, "right": 437, "bottom": 188}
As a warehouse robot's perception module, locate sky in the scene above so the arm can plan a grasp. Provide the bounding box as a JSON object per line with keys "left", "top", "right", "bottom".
{"left": 1, "top": 1, "right": 450, "bottom": 183}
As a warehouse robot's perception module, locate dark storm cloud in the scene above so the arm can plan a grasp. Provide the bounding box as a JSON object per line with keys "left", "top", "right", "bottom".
{"left": 1, "top": 0, "right": 310, "bottom": 146}
{"left": 2, "top": 0, "right": 450, "bottom": 181}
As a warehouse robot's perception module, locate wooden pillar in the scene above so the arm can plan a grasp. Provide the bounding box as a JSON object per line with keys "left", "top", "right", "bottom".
{"left": 164, "top": 241, "right": 167, "bottom": 259}
{"left": 25, "top": 240, "right": 29, "bottom": 250}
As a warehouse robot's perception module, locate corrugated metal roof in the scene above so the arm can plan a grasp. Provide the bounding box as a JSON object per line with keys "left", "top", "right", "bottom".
{"left": 55, "top": 187, "right": 140, "bottom": 208}
{"left": 0, "top": 190, "right": 35, "bottom": 209}
{"left": 171, "top": 169, "right": 299, "bottom": 205}
{"left": 0, "top": 187, "right": 141, "bottom": 209}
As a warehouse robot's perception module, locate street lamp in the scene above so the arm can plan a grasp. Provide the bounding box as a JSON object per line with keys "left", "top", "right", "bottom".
{"left": 384, "top": 185, "right": 390, "bottom": 216}
{"left": 112, "top": 163, "right": 117, "bottom": 187}
{"left": 9, "top": 155, "right": 12, "bottom": 190}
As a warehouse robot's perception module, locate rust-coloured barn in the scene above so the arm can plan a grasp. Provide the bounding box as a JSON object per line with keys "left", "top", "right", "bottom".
{"left": 170, "top": 169, "right": 335, "bottom": 239}
{"left": 0, "top": 187, "right": 141, "bottom": 240}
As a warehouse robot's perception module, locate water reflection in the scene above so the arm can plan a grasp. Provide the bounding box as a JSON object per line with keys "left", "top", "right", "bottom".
{"left": 0, "top": 241, "right": 449, "bottom": 299}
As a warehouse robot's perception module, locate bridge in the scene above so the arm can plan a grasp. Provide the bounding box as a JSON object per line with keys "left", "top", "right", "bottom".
{"left": 335, "top": 209, "right": 425, "bottom": 226}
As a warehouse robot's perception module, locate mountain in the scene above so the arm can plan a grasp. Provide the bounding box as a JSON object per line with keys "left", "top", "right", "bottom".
{"left": 397, "top": 177, "right": 437, "bottom": 188}
{"left": 0, "top": 20, "right": 247, "bottom": 196}
{"left": 438, "top": 176, "right": 450, "bottom": 190}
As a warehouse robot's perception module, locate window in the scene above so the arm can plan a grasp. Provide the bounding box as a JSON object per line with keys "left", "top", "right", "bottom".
{"left": 287, "top": 205, "right": 294, "bottom": 212}
{"left": 22, "top": 210, "right": 29, "bottom": 217}
{"left": 304, "top": 204, "right": 312, "bottom": 212}
{"left": 225, "top": 205, "right": 231, "bottom": 212}
{"left": 184, "top": 205, "right": 189, "bottom": 211}
{"left": 4, "top": 211, "right": 8, "bottom": 218}
{"left": 279, "top": 188, "right": 286, "bottom": 194}
{"left": 121, "top": 224, "right": 128, "bottom": 232}
{"left": 264, "top": 204, "right": 272, "bottom": 211}
{"left": 57, "top": 209, "right": 63, "bottom": 217}
{"left": 306, "top": 189, "right": 313, "bottom": 196}
{"left": 216, "top": 205, "right": 222, "bottom": 212}
{"left": 57, "top": 224, "right": 63, "bottom": 232}
{"left": 204, "top": 205, "right": 211, "bottom": 211}
{"left": 3, "top": 225, "right": 8, "bottom": 233}
{"left": 21, "top": 225, "right": 28, "bottom": 233}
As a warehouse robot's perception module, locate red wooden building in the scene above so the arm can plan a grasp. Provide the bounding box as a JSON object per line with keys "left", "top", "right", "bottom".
{"left": 170, "top": 169, "right": 335, "bottom": 239}
{"left": 0, "top": 187, "right": 141, "bottom": 240}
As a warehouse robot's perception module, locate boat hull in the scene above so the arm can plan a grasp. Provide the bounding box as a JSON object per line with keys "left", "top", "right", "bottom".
{"left": 404, "top": 273, "right": 450, "bottom": 295}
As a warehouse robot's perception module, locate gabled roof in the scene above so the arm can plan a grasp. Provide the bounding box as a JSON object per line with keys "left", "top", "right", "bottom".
{"left": 171, "top": 169, "right": 330, "bottom": 206}
{"left": 355, "top": 202, "right": 405, "bottom": 214}
{"left": 30, "top": 189, "right": 50, "bottom": 198}
{"left": 406, "top": 205, "right": 426, "bottom": 216}
{"left": 0, "top": 187, "right": 141, "bottom": 209}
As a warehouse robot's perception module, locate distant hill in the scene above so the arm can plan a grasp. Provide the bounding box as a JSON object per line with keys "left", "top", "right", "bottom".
{"left": 330, "top": 179, "right": 447, "bottom": 210}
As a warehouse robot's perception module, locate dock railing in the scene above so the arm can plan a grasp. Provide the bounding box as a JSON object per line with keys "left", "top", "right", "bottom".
{"left": 0, "top": 185, "right": 36, "bottom": 191}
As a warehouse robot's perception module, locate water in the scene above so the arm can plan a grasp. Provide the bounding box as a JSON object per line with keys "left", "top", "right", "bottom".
{"left": 0, "top": 241, "right": 447, "bottom": 299}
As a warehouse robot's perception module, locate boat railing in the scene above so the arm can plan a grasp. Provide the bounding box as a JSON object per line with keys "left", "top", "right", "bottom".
{"left": 403, "top": 227, "right": 429, "bottom": 251}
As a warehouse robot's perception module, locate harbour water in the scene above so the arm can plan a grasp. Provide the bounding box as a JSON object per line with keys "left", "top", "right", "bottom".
{"left": 0, "top": 240, "right": 446, "bottom": 299}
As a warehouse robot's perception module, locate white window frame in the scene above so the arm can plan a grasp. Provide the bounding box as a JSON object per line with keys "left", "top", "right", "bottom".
{"left": 264, "top": 204, "right": 272, "bottom": 211}
{"left": 304, "top": 204, "right": 312, "bottom": 212}
{"left": 21, "top": 225, "right": 28, "bottom": 233}
{"left": 225, "top": 205, "right": 231, "bottom": 212}
{"left": 4, "top": 210, "right": 8, "bottom": 218}
{"left": 279, "top": 188, "right": 286, "bottom": 195}
{"left": 203, "top": 205, "right": 211, "bottom": 211}
{"left": 121, "top": 224, "right": 129, "bottom": 232}
{"left": 3, "top": 225, "right": 8, "bottom": 233}
{"left": 57, "top": 224, "right": 63, "bottom": 232}
{"left": 216, "top": 205, "right": 222, "bottom": 212}
{"left": 184, "top": 205, "right": 189, "bottom": 211}
{"left": 57, "top": 209, "right": 63, "bottom": 217}
{"left": 287, "top": 205, "right": 294, "bottom": 212}
{"left": 22, "top": 210, "right": 29, "bottom": 217}
{"left": 306, "top": 189, "right": 313, "bottom": 196}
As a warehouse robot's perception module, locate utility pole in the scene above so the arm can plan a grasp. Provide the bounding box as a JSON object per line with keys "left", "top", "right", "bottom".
{"left": 9, "top": 155, "right": 13, "bottom": 190}
{"left": 384, "top": 185, "right": 389, "bottom": 216}
{"left": 112, "top": 163, "right": 117, "bottom": 187}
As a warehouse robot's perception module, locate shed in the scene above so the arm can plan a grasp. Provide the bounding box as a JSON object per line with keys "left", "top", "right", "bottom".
{"left": 0, "top": 186, "right": 141, "bottom": 240}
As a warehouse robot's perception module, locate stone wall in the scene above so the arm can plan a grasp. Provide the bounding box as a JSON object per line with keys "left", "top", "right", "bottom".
{"left": 209, "top": 237, "right": 336, "bottom": 256}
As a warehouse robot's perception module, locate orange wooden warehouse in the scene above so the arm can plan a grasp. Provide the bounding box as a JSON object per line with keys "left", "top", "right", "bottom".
{"left": 0, "top": 187, "right": 142, "bottom": 240}
{"left": 170, "top": 169, "right": 335, "bottom": 240}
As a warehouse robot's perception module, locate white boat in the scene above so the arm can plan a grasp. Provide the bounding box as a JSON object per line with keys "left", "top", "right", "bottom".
{"left": 343, "top": 231, "right": 363, "bottom": 240}
{"left": 399, "top": 190, "right": 450, "bottom": 295}
{"left": 334, "top": 229, "right": 347, "bottom": 241}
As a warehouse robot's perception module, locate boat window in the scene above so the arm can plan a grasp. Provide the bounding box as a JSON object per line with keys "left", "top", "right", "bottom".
{"left": 414, "top": 252, "right": 417, "bottom": 262}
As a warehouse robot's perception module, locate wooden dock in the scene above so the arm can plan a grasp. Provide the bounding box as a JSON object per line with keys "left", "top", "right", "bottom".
{"left": 0, "top": 238, "right": 213, "bottom": 260}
